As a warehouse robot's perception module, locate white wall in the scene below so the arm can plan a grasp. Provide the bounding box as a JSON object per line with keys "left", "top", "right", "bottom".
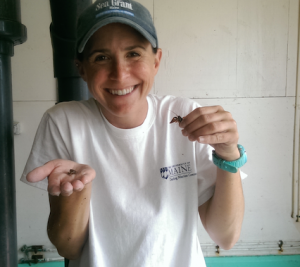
{"left": 12, "top": 0, "right": 300, "bottom": 259}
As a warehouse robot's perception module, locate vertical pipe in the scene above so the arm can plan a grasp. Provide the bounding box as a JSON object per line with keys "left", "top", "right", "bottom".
{"left": 0, "top": 0, "right": 21, "bottom": 22}
{"left": 0, "top": 40, "right": 17, "bottom": 267}
{"left": 49, "top": 0, "right": 92, "bottom": 103}
{"left": 0, "top": 0, "right": 27, "bottom": 266}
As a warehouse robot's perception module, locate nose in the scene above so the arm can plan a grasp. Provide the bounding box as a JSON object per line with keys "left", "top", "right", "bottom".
{"left": 109, "top": 59, "right": 129, "bottom": 81}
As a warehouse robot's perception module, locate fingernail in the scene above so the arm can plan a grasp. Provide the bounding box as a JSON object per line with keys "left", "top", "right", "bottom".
{"left": 180, "top": 117, "right": 186, "bottom": 128}
{"left": 48, "top": 186, "right": 59, "bottom": 196}
{"left": 182, "top": 129, "right": 187, "bottom": 136}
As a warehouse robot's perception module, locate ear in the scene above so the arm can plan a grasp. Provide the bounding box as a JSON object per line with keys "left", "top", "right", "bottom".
{"left": 154, "top": 48, "right": 162, "bottom": 75}
{"left": 75, "top": 59, "right": 87, "bottom": 82}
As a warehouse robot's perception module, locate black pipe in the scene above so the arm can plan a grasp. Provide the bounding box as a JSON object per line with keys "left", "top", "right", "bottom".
{"left": 49, "top": 0, "right": 92, "bottom": 103}
{"left": 0, "top": 1, "right": 27, "bottom": 266}
{"left": 0, "top": 39, "right": 17, "bottom": 267}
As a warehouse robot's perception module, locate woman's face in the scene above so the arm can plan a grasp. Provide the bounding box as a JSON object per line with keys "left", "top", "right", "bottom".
{"left": 77, "top": 23, "right": 162, "bottom": 128}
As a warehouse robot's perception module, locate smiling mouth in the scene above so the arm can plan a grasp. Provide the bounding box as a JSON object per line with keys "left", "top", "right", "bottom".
{"left": 107, "top": 86, "right": 136, "bottom": 96}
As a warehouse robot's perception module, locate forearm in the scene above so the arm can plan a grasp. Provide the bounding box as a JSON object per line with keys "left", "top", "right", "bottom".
{"left": 200, "top": 168, "right": 244, "bottom": 249}
{"left": 47, "top": 183, "right": 92, "bottom": 259}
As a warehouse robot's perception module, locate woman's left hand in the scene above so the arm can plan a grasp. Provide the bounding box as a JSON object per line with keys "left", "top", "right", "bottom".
{"left": 179, "top": 106, "right": 240, "bottom": 161}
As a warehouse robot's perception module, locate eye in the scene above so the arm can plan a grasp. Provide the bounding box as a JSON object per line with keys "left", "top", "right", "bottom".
{"left": 95, "top": 55, "right": 108, "bottom": 62}
{"left": 127, "top": 51, "right": 140, "bottom": 58}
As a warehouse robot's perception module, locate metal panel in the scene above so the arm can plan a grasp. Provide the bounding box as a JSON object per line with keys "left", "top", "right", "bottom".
{"left": 138, "top": 0, "right": 154, "bottom": 17}
{"left": 154, "top": 0, "right": 293, "bottom": 98}
{"left": 236, "top": 0, "right": 289, "bottom": 97}
{"left": 286, "top": 0, "right": 299, "bottom": 97}
{"left": 196, "top": 97, "right": 300, "bottom": 244}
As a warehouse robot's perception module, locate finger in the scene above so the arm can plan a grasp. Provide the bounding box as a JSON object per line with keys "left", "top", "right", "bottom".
{"left": 195, "top": 131, "right": 239, "bottom": 145}
{"left": 27, "top": 159, "right": 67, "bottom": 183}
{"left": 48, "top": 166, "right": 94, "bottom": 195}
{"left": 182, "top": 111, "right": 231, "bottom": 136}
{"left": 27, "top": 165, "right": 51, "bottom": 183}
{"left": 179, "top": 106, "right": 224, "bottom": 128}
{"left": 47, "top": 173, "right": 67, "bottom": 196}
{"left": 77, "top": 167, "right": 96, "bottom": 185}
{"left": 47, "top": 183, "right": 61, "bottom": 196}
{"left": 60, "top": 181, "right": 73, "bottom": 196}
{"left": 71, "top": 180, "right": 84, "bottom": 192}
{"left": 187, "top": 120, "right": 236, "bottom": 141}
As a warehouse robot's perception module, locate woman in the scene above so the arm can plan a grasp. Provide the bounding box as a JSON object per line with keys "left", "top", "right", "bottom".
{"left": 22, "top": 1, "right": 246, "bottom": 266}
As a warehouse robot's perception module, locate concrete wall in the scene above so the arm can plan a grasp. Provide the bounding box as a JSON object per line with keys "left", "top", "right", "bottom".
{"left": 13, "top": 0, "right": 300, "bottom": 260}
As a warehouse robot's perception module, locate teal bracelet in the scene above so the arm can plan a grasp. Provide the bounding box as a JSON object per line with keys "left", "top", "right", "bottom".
{"left": 212, "top": 144, "right": 247, "bottom": 173}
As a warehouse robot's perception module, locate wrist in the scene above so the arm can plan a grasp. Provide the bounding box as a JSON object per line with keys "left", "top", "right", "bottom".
{"left": 215, "top": 147, "right": 240, "bottom": 161}
{"left": 212, "top": 144, "right": 247, "bottom": 173}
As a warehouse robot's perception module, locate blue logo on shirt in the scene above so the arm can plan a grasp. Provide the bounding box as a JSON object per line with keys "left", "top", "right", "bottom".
{"left": 160, "top": 167, "right": 169, "bottom": 179}
{"left": 160, "top": 162, "right": 196, "bottom": 181}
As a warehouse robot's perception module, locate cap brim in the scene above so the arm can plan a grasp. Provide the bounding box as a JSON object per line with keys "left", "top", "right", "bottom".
{"left": 78, "top": 17, "right": 157, "bottom": 53}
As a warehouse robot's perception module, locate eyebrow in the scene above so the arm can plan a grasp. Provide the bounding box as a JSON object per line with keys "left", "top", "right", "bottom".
{"left": 87, "top": 45, "right": 147, "bottom": 58}
{"left": 124, "top": 45, "right": 146, "bottom": 51}
{"left": 87, "top": 49, "right": 109, "bottom": 59}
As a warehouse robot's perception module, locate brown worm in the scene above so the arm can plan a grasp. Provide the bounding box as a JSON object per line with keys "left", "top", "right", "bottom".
{"left": 67, "top": 169, "right": 77, "bottom": 175}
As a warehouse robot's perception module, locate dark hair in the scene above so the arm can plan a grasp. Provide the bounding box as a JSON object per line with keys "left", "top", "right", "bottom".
{"left": 76, "top": 46, "right": 158, "bottom": 62}
{"left": 76, "top": 51, "right": 84, "bottom": 62}
{"left": 152, "top": 47, "right": 158, "bottom": 54}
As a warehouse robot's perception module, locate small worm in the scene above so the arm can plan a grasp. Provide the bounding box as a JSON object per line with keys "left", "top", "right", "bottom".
{"left": 67, "top": 169, "right": 77, "bottom": 175}
{"left": 169, "top": 110, "right": 183, "bottom": 124}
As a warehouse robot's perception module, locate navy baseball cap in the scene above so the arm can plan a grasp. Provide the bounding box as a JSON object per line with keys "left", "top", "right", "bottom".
{"left": 76, "top": 0, "right": 158, "bottom": 53}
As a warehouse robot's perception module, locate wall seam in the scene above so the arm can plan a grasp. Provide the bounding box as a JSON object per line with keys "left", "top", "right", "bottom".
{"left": 286, "top": 0, "right": 291, "bottom": 96}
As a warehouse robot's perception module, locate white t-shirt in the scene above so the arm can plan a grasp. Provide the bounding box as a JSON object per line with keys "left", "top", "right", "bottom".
{"left": 21, "top": 94, "right": 217, "bottom": 267}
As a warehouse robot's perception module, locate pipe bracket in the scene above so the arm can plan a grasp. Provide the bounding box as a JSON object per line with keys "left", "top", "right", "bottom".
{"left": 0, "top": 19, "right": 27, "bottom": 45}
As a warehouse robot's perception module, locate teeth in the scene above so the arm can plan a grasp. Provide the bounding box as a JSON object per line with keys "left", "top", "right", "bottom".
{"left": 109, "top": 86, "right": 135, "bottom": 95}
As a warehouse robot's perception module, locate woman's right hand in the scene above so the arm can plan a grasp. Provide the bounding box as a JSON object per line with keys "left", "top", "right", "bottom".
{"left": 26, "top": 159, "right": 96, "bottom": 196}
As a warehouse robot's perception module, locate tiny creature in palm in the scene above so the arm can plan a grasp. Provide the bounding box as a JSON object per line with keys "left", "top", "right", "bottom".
{"left": 67, "top": 169, "right": 77, "bottom": 175}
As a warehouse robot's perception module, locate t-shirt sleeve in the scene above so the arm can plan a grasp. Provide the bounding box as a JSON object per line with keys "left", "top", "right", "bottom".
{"left": 20, "top": 112, "right": 71, "bottom": 191}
